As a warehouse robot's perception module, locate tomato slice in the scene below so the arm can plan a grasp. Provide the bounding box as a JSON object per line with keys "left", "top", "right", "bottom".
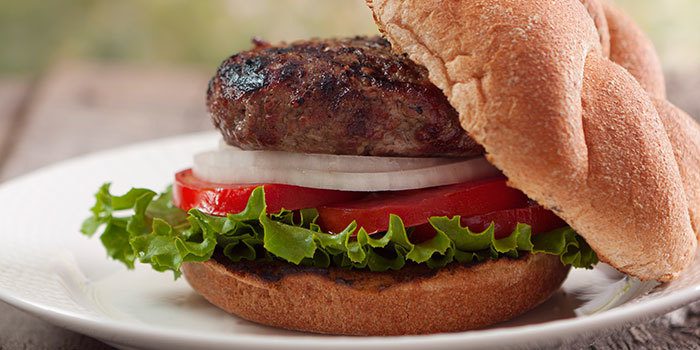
{"left": 316, "top": 178, "right": 530, "bottom": 234}
{"left": 173, "top": 169, "right": 364, "bottom": 215}
{"left": 173, "top": 171, "right": 567, "bottom": 242}
{"left": 410, "top": 204, "right": 566, "bottom": 243}
{"left": 460, "top": 204, "right": 566, "bottom": 237}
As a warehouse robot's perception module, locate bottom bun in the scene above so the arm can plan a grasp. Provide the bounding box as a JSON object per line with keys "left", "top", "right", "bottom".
{"left": 181, "top": 253, "right": 570, "bottom": 335}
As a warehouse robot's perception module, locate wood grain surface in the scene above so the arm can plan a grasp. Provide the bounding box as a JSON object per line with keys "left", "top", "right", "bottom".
{"left": 0, "top": 61, "right": 697, "bottom": 349}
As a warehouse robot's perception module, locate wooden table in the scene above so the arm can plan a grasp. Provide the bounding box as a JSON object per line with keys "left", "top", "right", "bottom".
{"left": 0, "top": 61, "right": 698, "bottom": 349}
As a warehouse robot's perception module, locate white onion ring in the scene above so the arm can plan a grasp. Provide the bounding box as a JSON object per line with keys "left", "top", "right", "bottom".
{"left": 214, "top": 142, "right": 455, "bottom": 172}
{"left": 193, "top": 148, "right": 501, "bottom": 192}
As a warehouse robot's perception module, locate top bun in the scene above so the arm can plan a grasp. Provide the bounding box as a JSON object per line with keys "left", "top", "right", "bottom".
{"left": 367, "top": 0, "right": 698, "bottom": 281}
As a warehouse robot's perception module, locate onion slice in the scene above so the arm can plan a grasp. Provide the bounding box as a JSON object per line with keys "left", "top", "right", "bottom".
{"left": 193, "top": 148, "right": 501, "bottom": 192}
{"left": 213, "top": 143, "right": 455, "bottom": 172}
{"left": 574, "top": 274, "right": 659, "bottom": 316}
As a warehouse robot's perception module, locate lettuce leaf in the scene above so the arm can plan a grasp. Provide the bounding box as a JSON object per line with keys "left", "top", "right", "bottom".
{"left": 81, "top": 185, "right": 598, "bottom": 278}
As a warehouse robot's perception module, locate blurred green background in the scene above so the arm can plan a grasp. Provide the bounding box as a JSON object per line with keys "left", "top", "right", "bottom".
{"left": 1, "top": 0, "right": 699, "bottom": 77}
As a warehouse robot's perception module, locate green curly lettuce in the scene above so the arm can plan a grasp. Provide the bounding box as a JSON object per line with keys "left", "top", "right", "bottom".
{"left": 81, "top": 185, "right": 598, "bottom": 278}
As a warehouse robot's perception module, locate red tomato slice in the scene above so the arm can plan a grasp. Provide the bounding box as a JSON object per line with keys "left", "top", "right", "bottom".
{"left": 316, "top": 178, "right": 530, "bottom": 234}
{"left": 460, "top": 204, "right": 566, "bottom": 238}
{"left": 173, "top": 169, "right": 364, "bottom": 215}
{"left": 410, "top": 204, "right": 566, "bottom": 243}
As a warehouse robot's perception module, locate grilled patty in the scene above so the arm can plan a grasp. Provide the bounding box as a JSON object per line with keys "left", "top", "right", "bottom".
{"left": 207, "top": 36, "right": 483, "bottom": 157}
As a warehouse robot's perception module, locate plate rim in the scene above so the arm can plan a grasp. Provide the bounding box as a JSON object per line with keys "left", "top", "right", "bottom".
{"left": 1, "top": 132, "right": 699, "bottom": 349}
{"left": 2, "top": 277, "right": 698, "bottom": 349}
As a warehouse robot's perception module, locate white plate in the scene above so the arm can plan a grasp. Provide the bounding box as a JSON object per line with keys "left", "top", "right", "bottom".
{"left": 0, "top": 132, "right": 698, "bottom": 350}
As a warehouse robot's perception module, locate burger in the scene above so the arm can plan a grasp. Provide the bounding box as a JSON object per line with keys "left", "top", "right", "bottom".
{"left": 81, "top": 0, "right": 699, "bottom": 336}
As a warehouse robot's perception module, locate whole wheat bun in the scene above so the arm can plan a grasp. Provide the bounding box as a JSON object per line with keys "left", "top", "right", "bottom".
{"left": 367, "top": 0, "right": 699, "bottom": 281}
{"left": 182, "top": 254, "right": 569, "bottom": 335}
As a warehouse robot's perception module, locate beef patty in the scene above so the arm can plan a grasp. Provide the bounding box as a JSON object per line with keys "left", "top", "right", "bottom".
{"left": 207, "top": 36, "right": 483, "bottom": 157}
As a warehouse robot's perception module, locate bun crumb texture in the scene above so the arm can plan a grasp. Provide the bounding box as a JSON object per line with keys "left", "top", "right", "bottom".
{"left": 367, "top": 0, "right": 699, "bottom": 281}
{"left": 182, "top": 254, "right": 569, "bottom": 335}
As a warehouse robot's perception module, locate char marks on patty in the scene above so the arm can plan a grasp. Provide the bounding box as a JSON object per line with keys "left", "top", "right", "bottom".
{"left": 207, "top": 36, "right": 484, "bottom": 157}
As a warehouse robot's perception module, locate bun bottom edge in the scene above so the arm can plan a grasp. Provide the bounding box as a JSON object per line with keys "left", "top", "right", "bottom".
{"left": 181, "top": 253, "right": 570, "bottom": 336}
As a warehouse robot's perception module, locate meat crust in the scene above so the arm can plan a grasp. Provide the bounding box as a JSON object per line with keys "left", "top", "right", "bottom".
{"left": 207, "top": 36, "right": 483, "bottom": 157}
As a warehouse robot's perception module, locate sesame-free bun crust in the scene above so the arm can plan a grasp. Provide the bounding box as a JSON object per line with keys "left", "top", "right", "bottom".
{"left": 367, "top": 0, "right": 698, "bottom": 281}
{"left": 654, "top": 98, "right": 700, "bottom": 235}
{"left": 181, "top": 254, "right": 569, "bottom": 336}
